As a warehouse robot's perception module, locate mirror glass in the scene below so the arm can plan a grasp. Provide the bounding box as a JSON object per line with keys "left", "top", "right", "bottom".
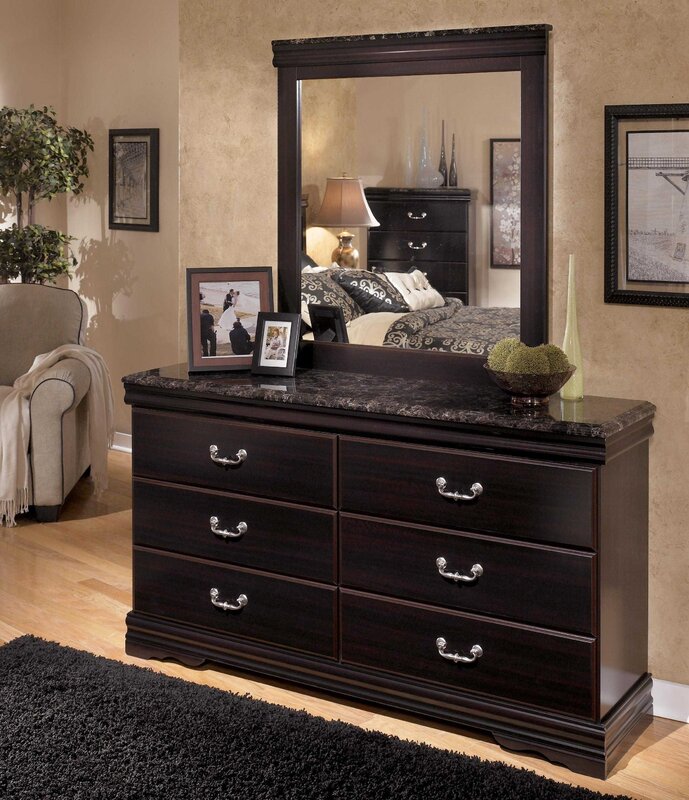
{"left": 302, "top": 73, "right": 521, "bottom": 316}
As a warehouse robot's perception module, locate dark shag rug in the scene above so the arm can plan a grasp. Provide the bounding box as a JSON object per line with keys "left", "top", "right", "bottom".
{"left": 0, "top": 636, "right": 631, "bottom": 800}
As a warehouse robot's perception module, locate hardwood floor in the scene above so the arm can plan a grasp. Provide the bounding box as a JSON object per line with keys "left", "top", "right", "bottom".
{"left": 1, "top": 450, "right": 687, "bottom": 799}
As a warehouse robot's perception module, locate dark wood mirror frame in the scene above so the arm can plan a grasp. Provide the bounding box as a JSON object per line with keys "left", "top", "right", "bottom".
{"left": 273, "top": 25, "right": 550, "bottom": 374}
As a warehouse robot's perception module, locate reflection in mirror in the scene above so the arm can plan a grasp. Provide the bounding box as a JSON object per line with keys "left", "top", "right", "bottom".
{"left": 302, "top": 73, "right": 521, "bottom": 310}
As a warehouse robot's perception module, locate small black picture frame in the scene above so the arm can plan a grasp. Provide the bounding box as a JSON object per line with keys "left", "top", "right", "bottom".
{"left": 109, "top": 128, "right": 159, "bottom": 232}
{"left": 308, "top": 304, "right": 349, "bottom": 343}
{"left": 251, "top": 312, "right": 301, "bottom": 376}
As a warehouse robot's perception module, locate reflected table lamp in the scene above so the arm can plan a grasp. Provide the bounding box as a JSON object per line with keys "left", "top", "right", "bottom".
{"left": 313, "top": 176, "right": 379, "bottom": 268}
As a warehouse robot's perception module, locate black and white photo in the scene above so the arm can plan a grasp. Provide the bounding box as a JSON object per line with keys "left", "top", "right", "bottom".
{"left": 605, "top": 104, "right": 689, "bottom": 307}
{"left": 109, "top": 128, "right": 159, "bottom": 231}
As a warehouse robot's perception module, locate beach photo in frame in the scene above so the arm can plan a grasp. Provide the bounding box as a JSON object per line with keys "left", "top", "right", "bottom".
{"left": 605, "top": 103, "right": 689, "bottom": 307}
{"left": 186, "top": 267, "right": 274, "bottom": 373}
{"left": 490, "top": 138, "right": 521, "bottom": 268}
{"left": 251, "top": 312, "right": 300, "bottom": 377}
{"left": 108, "top": 128, "right": 159, "bottom": 231}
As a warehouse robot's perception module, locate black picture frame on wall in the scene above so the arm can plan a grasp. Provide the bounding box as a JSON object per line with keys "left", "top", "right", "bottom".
{"left": 605, "top": 103, "right": 689, "bottom": 307}
{"left": 108, "top": 128, "right": 159, "bottom": 232}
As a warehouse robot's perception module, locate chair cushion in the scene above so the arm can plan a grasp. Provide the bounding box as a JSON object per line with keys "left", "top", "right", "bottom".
{"left": 0, "top": 285, "right": 84, "bottom": 386}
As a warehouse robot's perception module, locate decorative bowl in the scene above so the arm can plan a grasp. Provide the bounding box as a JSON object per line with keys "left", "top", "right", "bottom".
{"left": 483, "top": 364, "right": 576, "bottom": 406}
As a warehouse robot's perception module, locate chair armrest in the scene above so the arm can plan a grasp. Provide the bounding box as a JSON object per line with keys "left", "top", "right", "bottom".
{"left": 29, "top": 358, "right": 91, "bottom": 414}
{"left": 28, "top": 358, "right": 92, "bottom": 510}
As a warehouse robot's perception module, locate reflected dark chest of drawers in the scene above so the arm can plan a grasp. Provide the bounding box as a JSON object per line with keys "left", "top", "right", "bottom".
{"left": 123, "top": 366, "right": 654, "bottom": 779}
{"left": 365, "top": 187, "right": 471, "bottom": 303}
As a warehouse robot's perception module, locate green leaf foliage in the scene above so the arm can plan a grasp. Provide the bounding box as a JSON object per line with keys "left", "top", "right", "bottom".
{"left": 0, "top": 104, "right": 93, "bottom": 208}
{"left": 0, "top": 224, "right": 76, "bottom": 284}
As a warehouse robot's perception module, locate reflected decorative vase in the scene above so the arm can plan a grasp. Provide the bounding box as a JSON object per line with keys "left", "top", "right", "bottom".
{"left": 449, "top": 133, "right": 458, "bottom": 187}
{"left": 417, "top": 118, "right": 443, "bottom": 188}
{"left": 438, "top": 119, "right": 448, "bottom": 186}
{"left": 403, "top": 131, "right": 415, "bottom": 187}
{"left": 560, "top": 254, "right": 584, "bottom": 401}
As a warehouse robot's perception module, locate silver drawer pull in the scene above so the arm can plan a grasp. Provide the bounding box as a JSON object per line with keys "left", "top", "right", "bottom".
{"left": 436, "top": 557, "right": 483, "bottom": 583}
{"left": 210, "top": 588, "right": 248, "bottom": 612}
{"left": 209, "top": 444, "right": 247, "bottom": 467}
{"left": 436, "top": 637, "right": 483, "bottom": 664}
{"left": 436, "top": 477, "right": 483, "bottom": 502}
{"left": 210, "top": 516, "right": 248, "bottom": 540}
{"left": 407, "top": 211, "right": 427, "bottom": 220}
{"left": 407, "top": 240, "right": 428, "bottom": 250}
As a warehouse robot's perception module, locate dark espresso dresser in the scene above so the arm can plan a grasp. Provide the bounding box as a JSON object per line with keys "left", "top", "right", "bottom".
{"left": 364, "top": 187, "right": 471, "bottom": 303}
{"left": 123, "top": 365, "right": 655, "bottom": 778}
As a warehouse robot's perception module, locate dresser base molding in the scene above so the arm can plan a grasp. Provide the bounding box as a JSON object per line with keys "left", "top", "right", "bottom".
{"left": 125, "top": 612, "right": 652, "bottom": 779}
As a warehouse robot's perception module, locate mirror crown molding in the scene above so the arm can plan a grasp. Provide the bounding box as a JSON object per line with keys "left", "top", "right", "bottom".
{"left": 273, "top": 25, "right": 551, "bottom": 67}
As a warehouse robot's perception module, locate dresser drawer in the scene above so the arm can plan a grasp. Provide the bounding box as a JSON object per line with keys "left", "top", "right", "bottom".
{"left": 368, "top": 230, "right": 466, "bottom": 263}
{"left": 367, "top": 199, "right": 467, "bottom": 233}
{"left": 132, "top": 409, "right": 336, "bottom": 507}
{"left": 340, "top": 515, "right": 594, "bottom": 633}
{"left": 339, "top": 438, "right": 595, "bottom": 548}
{"left": 134, "top": 549, "right": 336, "bottom": 658}
{"left": 133, "top": 479, "right": 336, "bottom": 583}
{"left": 341, "top": 591, "right": 595, "bottom": 718}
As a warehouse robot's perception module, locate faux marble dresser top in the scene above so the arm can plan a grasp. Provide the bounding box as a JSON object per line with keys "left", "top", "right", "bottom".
{"left": 123, "top": 365, "right": 655, "bottom": 441}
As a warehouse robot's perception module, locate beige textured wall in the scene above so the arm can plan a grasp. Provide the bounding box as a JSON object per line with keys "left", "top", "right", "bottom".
{"left": 64, "top": 0, "right": 180, "bottom": 435}
{"left": 0, "top": 0, "right": 67, "bottom": 237}
{"left": 302, "top": 78, "right": 358, "bottom": 267}
{"left": 180, "top": 1, "right": 689, "bottom": 684}
{"left": 353, "top": 73, "right": 521, "bottom": 305}
{"left": 1, "top": 0, "right": 179, "bottom": 435}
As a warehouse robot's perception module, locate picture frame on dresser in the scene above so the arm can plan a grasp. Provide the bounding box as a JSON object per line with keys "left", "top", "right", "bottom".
{"left": 307, "top": 304, "right": 349, "bottom": 343}
{"left": 605, "top": 103, "right": 689, "bottom": 307}
{"left": 251, "top": 311, "right": 300, "bottom": 376}
{"left": 108, "top": 128, "right": 159, "bottom": 232}
{"left": 186, "top": 266, "right": 274, "bottom": 373}
{"left": 490, "top": 138, "right": 521, "bottom": 268}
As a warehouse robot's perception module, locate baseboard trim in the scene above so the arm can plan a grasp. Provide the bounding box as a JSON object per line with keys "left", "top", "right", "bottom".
{"left": 653, "top": 678, "right": 689, "bottom": 723}
{"left": 111, "top": 432, "right": 132, "bottom": 454}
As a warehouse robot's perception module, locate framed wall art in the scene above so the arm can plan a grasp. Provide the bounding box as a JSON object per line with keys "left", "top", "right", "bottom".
{"left": 490, "top": 138, "right": 521, "bottom": 268}
{"left": 251, "top": 312, "right": 300, "bottom": 377}
{"left": 605, "top": 104, "right": 689, "bottom": 307}
{"left": 186, "top": 266, "right": 274, "bottom": 373}
{"left": 108, "top": 128, "right": 159, "bottom": 231}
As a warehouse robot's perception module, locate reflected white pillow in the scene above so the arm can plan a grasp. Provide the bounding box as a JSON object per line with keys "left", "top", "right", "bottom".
{"left": 383, "top": 269, "right": 446, "bottom": 311}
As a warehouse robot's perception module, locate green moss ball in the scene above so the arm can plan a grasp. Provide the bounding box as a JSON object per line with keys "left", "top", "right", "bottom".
{"left": 505, "top": 347, "right": 551, "bottom": 375}
{"left": 539, "top": 343, "right": 572, "bottom": 373}
{"left": 487, "top": 337, "right": 523, "bottom": 371}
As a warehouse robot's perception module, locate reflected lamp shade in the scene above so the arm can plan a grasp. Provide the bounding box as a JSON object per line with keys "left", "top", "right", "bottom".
{"left": 313, "top": 176, "right": 379, "bottom": 268}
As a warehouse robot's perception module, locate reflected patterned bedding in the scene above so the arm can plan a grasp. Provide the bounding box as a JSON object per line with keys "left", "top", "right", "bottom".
{"left": 381, "top": 298, "right": 520, "bottom": 355}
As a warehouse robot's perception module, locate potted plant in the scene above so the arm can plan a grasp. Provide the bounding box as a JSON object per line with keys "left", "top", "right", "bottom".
{"left": 0, "top": 105, "right": 93, "bottom": 284}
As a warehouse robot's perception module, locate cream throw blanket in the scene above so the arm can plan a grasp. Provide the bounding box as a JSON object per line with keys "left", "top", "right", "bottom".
{"left": 0, "top": 345, "right": 115, "bottom": 526}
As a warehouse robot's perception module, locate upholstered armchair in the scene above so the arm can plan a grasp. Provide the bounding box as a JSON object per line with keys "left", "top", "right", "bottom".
{"left": 0, "top": 284, "right": 92, "bottom": 522}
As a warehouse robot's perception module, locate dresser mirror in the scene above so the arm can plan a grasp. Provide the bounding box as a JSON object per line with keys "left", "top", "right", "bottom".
{"left": 273, "top": 25, "right": 550, "bottom": 361}
{"left": 302, "top": 72, "right": 521, "bottom": 310}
